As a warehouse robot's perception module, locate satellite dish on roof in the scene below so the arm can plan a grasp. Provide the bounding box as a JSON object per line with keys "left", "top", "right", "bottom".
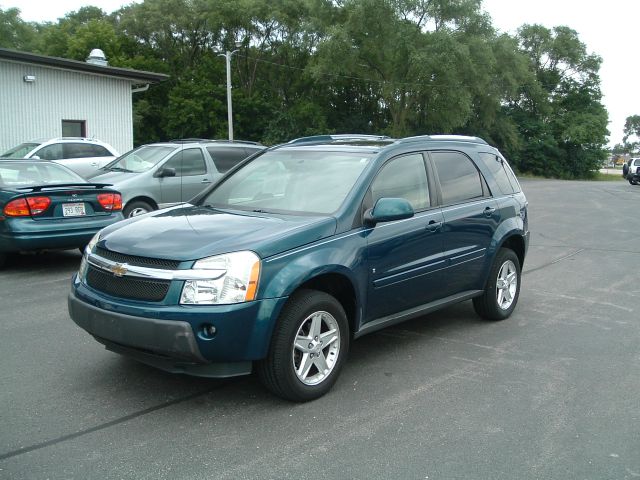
{"left": 86, "top": 49, "right": 108, "bottom": 66}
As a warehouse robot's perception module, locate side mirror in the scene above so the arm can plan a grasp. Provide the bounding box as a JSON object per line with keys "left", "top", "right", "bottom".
{"left": 155, "top": 167, "right": 176, "bottom": 178}
{"left": 30, "top": 155, "right": 41, "bottom": 160}
{"left": 364, "top": 197, "right": 414, "bottom": 226}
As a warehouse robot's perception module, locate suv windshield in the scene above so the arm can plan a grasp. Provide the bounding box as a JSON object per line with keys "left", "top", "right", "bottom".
{"left": 1, "top": 143, "right": 41, "bottom": 158}
{"left": 105, "top": 145, "right": 177, "bottom": 173}
{"left": 203, "top": 149, "right": 373, "bottom": 214}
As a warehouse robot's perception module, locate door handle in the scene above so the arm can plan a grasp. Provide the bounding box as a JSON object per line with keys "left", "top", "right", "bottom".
{"left": 201, "top": 179, "right": 212, "bottom": 184}
{"left": 483, "top": 207, "right": 496, "bottom": 217}
{"left": 426, "top": 220, "right": 442, "bottom": 232}
{"left": 91, "top": 162, "right": 98, "bottom": 166}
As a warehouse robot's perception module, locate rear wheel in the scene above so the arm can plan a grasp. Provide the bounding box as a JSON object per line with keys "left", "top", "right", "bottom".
{"left": 257, "top": 289, "right": 349, "bottom": 402}
{"left": 630, "top": 178, "right": 638, "bottom": 185}
{"left": 473, "top": 248, "right": 521, "bottom": 320}
{"left": 123, "top": 200, "right": 153, "bottom": 218}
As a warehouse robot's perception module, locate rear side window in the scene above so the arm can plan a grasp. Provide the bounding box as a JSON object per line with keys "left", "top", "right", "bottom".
{"left": 63, "top": 143, "right": 111, "bottom": 159}
{"left": 431, "top": 151, "right": 484, "bottom": 205}
{"left": 207, "top": 146, "right": 253, "bottom": 173}
{"left": 478, "top": 152, "right": 521, "bottom": 195}
{"left": 371, "top": 153, "right": 430, "bottom": 210}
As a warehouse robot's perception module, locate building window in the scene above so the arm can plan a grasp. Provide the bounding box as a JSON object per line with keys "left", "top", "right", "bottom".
{"left": 62, "top": 120, "right": 86, "bottom": 137}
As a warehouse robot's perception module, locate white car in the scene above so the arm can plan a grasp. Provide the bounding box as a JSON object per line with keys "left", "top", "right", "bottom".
{"left": 1, "top": 137, "right": 119, "bottom": 178}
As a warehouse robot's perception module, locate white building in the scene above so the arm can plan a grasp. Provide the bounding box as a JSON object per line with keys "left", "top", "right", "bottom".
{"left": 0, "top": 48, "right": 167, "bottom": 155}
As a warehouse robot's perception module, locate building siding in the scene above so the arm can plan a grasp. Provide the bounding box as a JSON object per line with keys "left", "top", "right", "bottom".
{"left": 0, "top": 60, "right": 135, "bottom": 155}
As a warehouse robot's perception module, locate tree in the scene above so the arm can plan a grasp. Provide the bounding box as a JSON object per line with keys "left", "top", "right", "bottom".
{"left": 0, "top": 7, "right": 37, "bottom": 50}
{"left": 505, "top": 25, "right": 609, "bottom": 178}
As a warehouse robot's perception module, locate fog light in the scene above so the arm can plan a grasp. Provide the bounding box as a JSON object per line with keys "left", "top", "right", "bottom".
{"left": 200, "top": 324, "right": 217, "bottom": 339}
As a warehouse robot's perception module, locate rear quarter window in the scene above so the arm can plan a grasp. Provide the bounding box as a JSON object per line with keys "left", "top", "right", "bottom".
{"left": 478, "top": 152, "right": 521, "bottom": 195}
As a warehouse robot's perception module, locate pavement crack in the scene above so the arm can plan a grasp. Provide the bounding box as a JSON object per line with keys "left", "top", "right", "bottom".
{"left": 0, "top": 385, "right": 228, "bottom": 462}
{"left": 523, "top": 248, "right": 585, "bottom": 276}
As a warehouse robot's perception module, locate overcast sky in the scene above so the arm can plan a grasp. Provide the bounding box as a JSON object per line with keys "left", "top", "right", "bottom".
{"left": 3, "top": 0, "right": 638, "bottom": 145}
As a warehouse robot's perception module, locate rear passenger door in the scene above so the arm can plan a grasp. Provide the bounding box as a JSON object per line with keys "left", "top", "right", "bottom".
{"left": 429, "top": 151, "right": 500, "bottom": 295}
{"left": 365, "top": 153, "right": 445, "bottom": 321}
{"left": 59, "top": 143, "right": 115, "bottom": 177}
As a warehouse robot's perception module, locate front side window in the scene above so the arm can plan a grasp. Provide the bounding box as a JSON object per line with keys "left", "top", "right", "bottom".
{"left": 432, "top": 151, "right": 484, "bottom": 205}
{"left": 370, "top": 153, "right": 430, "bottom": 210}
{"left": 202, "top": 149, "right": 372, "bottom": 214}
{"left": 34, "top": 143, "right": 63, "bottom": 160}
{"left": 164, "top": 148, "right": 207, "bottom": 176}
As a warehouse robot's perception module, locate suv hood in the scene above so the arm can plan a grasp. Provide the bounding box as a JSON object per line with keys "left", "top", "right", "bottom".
{"left": 98, "top": 205, "right": 337, "bottom": 262}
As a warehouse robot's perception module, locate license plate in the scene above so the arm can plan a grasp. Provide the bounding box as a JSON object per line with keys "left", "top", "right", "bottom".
{"left": 62, "top": 203, "right": 86, "bottom": 217}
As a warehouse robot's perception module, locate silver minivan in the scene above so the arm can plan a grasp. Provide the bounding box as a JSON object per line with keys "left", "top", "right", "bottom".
{"left": 90, "top": 140, "right": 265, "bottom": 217}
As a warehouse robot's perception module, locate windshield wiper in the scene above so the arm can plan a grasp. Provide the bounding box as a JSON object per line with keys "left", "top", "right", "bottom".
{"left": 105, "top": 166, "right": 133, "bottom": 172}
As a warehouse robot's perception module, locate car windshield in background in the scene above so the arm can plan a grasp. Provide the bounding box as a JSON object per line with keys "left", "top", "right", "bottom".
{"left": 105, "top": 145, "right": 176, "bottom": 173}
{"left": 1, "top": 143, "right": 41, "bottom": 158}
{"left": 203, "top": 150, "right": 373, "bottom": 214}
{"left": 0, "top": 161, "right": 85, "bottom": 187}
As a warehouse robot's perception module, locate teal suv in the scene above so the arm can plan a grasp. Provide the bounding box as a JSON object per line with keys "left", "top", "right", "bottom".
{"left": 68, "top": 135, "right": 529, "bottom": 401}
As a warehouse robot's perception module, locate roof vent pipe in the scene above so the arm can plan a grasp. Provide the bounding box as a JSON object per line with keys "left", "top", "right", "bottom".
{"left": 86, "top": 49, "right": 108, "bottom": 66}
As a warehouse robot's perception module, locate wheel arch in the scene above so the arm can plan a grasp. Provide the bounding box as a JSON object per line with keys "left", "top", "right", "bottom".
{"left": 124, "top": 196, "right": 159, "bottom": 211}
{"left": 498, "top": 234, "right": 526, "bottom": 269}
{"left": 290, "top": 272, "right": 359, "bottom": 337}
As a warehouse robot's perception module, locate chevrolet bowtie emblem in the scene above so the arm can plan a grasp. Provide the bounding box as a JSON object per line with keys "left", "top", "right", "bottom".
{"left": 110, "top": 263, "right": 129, "bottom": 277}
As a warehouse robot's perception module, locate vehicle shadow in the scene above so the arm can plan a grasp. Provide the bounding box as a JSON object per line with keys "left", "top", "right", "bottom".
{"left": 1, "top": 249, "right": 82, "bottom": 274}
{"left": 79, "top": 301, "right": 487, "bottom": 409}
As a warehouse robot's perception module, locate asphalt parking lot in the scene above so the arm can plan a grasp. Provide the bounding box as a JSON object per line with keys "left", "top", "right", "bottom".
{"left": 1, "top": 179, "right": 639, "bottom": 480}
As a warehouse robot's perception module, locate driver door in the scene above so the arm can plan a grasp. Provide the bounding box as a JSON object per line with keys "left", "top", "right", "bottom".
{"left": 158, "top": 148, "right": 214, "bottom": 205}
{"left": 365, "top": 153, "right": 445, "bottom": 321}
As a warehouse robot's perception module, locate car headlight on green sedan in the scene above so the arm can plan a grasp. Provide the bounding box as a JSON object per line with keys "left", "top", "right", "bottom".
{"left": 180, "top": 251, "right": 261, "bottom": 305}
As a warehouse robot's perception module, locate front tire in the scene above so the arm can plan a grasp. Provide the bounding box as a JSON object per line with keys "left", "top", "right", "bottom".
{"left": 123, "top": 200, "right": 153, "bottom": 218}
{"left": 473, "top": 248, "right": 521, "bottom": 320}
{"left": 257, "top": 289, "right": 349, "bottom": 402}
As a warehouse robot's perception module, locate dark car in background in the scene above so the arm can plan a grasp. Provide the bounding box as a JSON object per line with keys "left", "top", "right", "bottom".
{"left": 90, "top": 140, "right": 265, "bottom": 217}
{"left": 625, "top": 157, "right": 640, "bottom": 185}
{"left": 0, "top": 160, "right": 123, "bottom": 268}
{"left": 69, "top": 134, "right": 529, "bottom": 401}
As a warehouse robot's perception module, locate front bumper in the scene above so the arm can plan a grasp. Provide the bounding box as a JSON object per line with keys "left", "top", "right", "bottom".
{"left": 68, "top": 278, "right": 287, "bottom": 376}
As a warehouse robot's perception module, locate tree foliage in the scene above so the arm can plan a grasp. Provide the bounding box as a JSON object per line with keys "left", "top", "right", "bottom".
{"left": 0, "top": 1, "right": 610, "bottom": 178}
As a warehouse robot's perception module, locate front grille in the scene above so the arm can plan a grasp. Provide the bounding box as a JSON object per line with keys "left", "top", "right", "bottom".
{"left": 95, "top": 247, "right": 181, "bottom": 269}
{"left": 86, "top": 265, "right": 170, "bottom": 301}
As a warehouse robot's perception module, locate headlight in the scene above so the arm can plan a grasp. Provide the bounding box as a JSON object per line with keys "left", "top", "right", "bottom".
{"left": 180, "top": 251, "right": 261, "bottom": 305}
{"left": 79, "top": 232, "right": 101, "bottom": 281}
{"left": 85, "top": 231, "right": 101, "bottom": 254}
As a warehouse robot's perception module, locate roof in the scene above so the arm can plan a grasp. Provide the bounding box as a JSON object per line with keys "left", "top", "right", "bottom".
{"left": 0, "top": 48, "right": 168, "bottom": 84}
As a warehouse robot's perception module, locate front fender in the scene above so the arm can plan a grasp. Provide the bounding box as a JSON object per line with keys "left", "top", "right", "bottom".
{"left": 259, "top": 230, "right": 368, "bottom": 304}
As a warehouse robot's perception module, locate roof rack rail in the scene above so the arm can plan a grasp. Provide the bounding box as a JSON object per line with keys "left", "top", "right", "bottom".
{"left": 287, "top": 134, "right": 393, "bottom": 145}
{"left": 168, "top": 138, "right": 263, "bottom": 145}
{"left": 398, "top": 135, "right": 489, "bottom": 145}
